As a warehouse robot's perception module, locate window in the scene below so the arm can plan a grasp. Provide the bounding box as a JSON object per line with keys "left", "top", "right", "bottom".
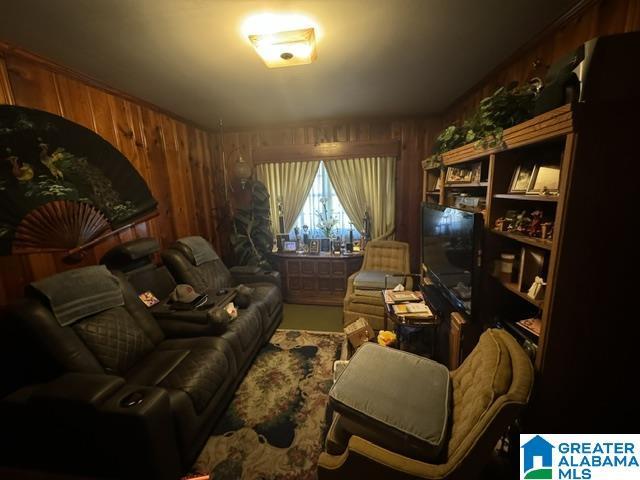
{"left": 289, "top": 161, "right": 360, "bottom": 240}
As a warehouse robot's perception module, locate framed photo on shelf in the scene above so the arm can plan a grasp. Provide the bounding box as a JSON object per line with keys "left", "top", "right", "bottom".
{"left": 527, "top": 165, "right": 560, "bottom": 195}
{"left": 509, "top": 165, "right": 535, "bottom": 193}
{"left": 309, "top": 239, "right": 320, "bottom": 254}
{"left": 470, "top": 162, "right": 482, "bottom": 183}
{"left": 320, "top": 238, "right": 331, "bottom": 252}
{"left": 446, "top": 167, "right": 473, "bottom": 184}
{"left": 283, "top": 241, "right": 297, "bottom": 252}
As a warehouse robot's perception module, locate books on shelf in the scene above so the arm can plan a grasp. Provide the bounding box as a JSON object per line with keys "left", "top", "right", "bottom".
{"left": 516, "top": 317, "right": 541, "bottom": 337}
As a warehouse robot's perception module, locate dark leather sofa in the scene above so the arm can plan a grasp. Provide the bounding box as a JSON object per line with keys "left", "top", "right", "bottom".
{"left": 0, "top": 238, "right": 283, "bottom": 480}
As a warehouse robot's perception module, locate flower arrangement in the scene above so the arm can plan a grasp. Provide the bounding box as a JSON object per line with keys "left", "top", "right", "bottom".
{"left": 316, "top": 197, "right": 338, "bottom": 238}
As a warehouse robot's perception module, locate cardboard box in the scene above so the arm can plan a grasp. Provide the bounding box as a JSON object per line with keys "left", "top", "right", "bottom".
{"left": 344, "top": 317, "right": 374, "bottom": 349}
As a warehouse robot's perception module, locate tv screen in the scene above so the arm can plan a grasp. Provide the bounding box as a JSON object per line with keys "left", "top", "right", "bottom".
{"left": 421, "top": 203, "right": 480, "bottom": 315}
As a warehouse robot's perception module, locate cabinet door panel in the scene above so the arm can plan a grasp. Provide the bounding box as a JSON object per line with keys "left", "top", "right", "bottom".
{"left": 317, "top": 261, "right": 331, "bottom": 276}
{"left": 287, "top": 260, "right": 301, "bottom": 274}
{"left": 302, "top": 260, "right": 316, "bottom": 275}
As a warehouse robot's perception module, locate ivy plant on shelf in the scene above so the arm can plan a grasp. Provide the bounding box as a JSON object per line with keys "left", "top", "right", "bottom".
{"left": 230, "top": 180, "right": 274, "bottom": 269}
{"left": 431, "top": 81, "right": 538, "bottom": 158}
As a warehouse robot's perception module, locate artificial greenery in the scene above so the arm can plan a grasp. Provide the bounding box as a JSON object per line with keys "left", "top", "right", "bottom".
{"left": 230, "top": 180, "right": 274, "bottom": 269}
{"left": 433, "top": 82, "right": 538, "bottom": 155}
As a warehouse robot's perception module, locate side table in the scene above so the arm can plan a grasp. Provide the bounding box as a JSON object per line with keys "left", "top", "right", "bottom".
{"left": 382, "top": 277, "right": 440, "bottom": 358}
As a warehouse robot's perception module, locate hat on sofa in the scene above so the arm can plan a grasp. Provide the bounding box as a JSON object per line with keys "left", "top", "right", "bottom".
{"left": 169, "top": 284, "right": 202, "bottom": 304}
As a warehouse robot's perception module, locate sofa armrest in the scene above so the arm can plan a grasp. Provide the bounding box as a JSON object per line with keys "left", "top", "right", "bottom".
{"left": 1, "top": 374, "right": 182, "bottom": 480}
{"left": 153, "top": 307, "right": 228, "bottom": 338}
{"left": 231, "top": 268, "right": 282, "bottom": 289}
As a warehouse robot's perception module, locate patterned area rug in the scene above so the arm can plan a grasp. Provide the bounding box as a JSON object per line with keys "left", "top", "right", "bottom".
{"left": 193, "top": 329, "right": 345, "bottom": 480}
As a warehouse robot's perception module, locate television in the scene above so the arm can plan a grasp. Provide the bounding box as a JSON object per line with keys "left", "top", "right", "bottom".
{"left": 420, "top": 203, "right": 482, "bottom": 315}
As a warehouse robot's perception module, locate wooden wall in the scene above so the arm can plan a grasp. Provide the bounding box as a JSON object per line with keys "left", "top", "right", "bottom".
{"left": 0, "top": 44, "right": 227, "bottom": 307}
{"left": 221, "top": 117, "right": 442, "bottom": 271}
{"left": 443, "top": 0, "right": 640, "bottom": 123}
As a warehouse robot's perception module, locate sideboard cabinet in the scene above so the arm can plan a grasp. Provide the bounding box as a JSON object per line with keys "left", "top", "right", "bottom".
{"left": 272, "top": 253, "right": 363, "bottom": 306}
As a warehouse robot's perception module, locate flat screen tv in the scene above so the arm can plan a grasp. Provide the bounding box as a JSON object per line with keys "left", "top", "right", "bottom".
{"left": 421, "top": 203, "right": 482, "bottom": 315}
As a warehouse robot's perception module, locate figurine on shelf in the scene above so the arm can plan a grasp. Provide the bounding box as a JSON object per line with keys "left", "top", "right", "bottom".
{"left": 528, "top": 210, "right": 543, "bottom": 237}
{"left": 513, "top": 210, "right": 531, "bottom": 233}
{"left": 302, "top": 224, "right": 309, "bottom": 245}
{"left": 541, "top": 222, "right": 553, "bottom": 240}
{"left": 494, "top": 217, "right": 508, "bottom": 231}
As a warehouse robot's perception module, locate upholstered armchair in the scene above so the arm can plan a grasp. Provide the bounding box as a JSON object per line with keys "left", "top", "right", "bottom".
{"left": 343, "top": 240, "right": 411, "bottom": 330}
{"left": 317, "top": 329, "right": 534, "bottom": 480}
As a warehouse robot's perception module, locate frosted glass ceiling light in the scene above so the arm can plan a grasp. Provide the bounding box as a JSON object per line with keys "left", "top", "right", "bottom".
{"left": 243, "top": 14, "right": 319, "bottom": 68}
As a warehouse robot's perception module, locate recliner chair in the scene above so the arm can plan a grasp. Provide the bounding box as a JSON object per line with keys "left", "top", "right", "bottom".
{"left": 0, "top": 265, "right": 251, "bottom": 480}
{"left": 161, "top": 236, "right": 282, "bottom": 345}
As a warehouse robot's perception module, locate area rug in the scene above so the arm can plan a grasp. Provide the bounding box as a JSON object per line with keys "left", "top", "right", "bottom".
{"left": 193, "top": 329, "right": 346, "bottom": 480}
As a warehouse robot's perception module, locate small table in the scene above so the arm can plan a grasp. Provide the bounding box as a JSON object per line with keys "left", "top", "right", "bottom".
{"left": 383, "top": 280, "right": 440, "bottom": 358}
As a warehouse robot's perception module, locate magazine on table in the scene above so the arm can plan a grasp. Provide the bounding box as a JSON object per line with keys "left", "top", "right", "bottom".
{"left": 383, "top": 289, "right": 422, "bottom": 304}
{"left": 392, "top": 302, "right": 433, "bottom": 319}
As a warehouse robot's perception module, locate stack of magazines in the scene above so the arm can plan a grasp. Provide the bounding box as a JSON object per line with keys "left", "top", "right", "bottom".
{"left": 383, "top": 289, "right": 433, "bottom": 320}
{"left": 392, "top": 302, "right": 434, "bottom": 319}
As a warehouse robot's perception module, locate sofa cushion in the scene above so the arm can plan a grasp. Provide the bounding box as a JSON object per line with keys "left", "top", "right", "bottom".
{"left": 159, "top": 349, "right": 229, "bottom": 414}
{"left": 329, "top": 343, "right": 451, "bottom": 462}
{"left": 72, "top": 306, "right": 155, "bottom": 374}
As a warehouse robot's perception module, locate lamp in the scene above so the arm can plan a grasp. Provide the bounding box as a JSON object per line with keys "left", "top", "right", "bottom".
{"left": 234, "top": 156, "right": 252, "bottom": 189}
{"left": 248, "top": 28, "right": 317, "bottom": 68}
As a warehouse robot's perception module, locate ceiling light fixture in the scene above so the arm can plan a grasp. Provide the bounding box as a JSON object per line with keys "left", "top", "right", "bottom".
{"left": 242, "top": 13, "right": 319, "bottom": 69}
{"left": 249, "top": 28, "right": 317, "bottom": 68}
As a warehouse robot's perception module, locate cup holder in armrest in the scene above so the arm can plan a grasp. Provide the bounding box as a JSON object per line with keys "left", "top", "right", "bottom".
{"left": 120, "top": 390, "right": 145, "bottom": 408}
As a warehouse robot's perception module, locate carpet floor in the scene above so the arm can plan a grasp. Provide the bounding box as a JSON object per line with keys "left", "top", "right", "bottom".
{"left": 193, "top": 329, "right": 345, "bottom": 480}
{"left": 280, "top": 303, "right": 343, "bottom": 332}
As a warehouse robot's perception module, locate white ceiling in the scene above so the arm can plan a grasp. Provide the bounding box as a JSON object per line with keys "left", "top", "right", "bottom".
{"left": 0, "top": 0, "right": 576, "bottom": 129}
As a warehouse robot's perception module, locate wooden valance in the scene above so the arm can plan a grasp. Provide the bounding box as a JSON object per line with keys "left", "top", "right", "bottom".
{"left": 252, "top": 140, "right": 401, "bottom": 165}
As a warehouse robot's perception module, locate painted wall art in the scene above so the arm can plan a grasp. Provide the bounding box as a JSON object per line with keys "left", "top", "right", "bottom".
{"left": 0, "top": 105, "right": 157, "bottom": 256}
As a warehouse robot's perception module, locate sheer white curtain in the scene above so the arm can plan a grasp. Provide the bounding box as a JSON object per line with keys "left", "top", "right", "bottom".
{"left": 256, "top": 160, "right": 320, "bottom": 234}
{"left": 324, "top": 156, "right": 396, "bottom": 240}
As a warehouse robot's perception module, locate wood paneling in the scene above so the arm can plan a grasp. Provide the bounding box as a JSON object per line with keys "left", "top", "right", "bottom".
{"left": 443, "top": 0, "right": 640, "bottom": 123}
{"left": 222, "top": 117, "right": 442, "bottom": 272}
{"left": 0, "top": 46, "right": 225, "bottom": 306}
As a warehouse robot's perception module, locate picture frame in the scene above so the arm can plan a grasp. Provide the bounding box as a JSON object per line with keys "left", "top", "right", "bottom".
{"left": 527, "top": 165, "right": 560, "bottom": 195}
{"left": 320, "top": 238, "right": 331, "bottom": 252}
{"left": 309, "top": 239, "right": 320, "bottom": 254}
{"left": 446, "top": 166, "right": 473, "bottom": 184}
{"left": 283, "top": 241, "right": 297, "bottom": 252}
{"left": 509, "top": 165, "right": 535, "bottom": 193}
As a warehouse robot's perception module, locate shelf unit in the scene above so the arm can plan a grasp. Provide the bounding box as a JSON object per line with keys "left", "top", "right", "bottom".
{"left": 421, "top": 100, "right": 639, "bottom": 431}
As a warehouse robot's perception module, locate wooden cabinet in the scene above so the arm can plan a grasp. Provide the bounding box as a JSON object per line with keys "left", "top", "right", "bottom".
{"left": 272, "top": 253, "right": 363, "bottom": 306}
{"left": 422, "top": 100, "right": 637, "bottom": 432}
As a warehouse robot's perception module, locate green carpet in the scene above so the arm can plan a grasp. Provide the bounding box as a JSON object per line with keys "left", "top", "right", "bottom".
{"left": 280, "top": 303, "right": 343, "bottom": 332}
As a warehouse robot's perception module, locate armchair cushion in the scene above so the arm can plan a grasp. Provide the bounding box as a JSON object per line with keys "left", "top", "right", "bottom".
{"left": 353, "top": 271, "right": 405, "bottom": 291}
{"left": 329, "top": 343, "right": 451, "bottom": 462}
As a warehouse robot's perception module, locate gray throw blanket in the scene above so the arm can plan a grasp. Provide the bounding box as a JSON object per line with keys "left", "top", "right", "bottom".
{"left": 30, "top": 265, "right": 124, "bottom": 326}
{"left": 178, "top": 236, "right": 219, "bottom": 266}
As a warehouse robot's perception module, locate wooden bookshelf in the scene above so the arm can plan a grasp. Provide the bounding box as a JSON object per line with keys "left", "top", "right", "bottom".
{"left": 493, "top": 193, "right": 559, "bottom": 202}
{"left": 490, "top": 274, "right": 544, "bottom": 308}
{"left": 489, "top": 229, "right": 553, "bottom": 250}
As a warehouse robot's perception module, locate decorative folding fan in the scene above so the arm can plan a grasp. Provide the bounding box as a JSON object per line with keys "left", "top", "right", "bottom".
{"left": 13, "top": 200, "right": 110, "bottom": 254}
{"left": 0, "top": 105, "right": 158, "bottom": 257}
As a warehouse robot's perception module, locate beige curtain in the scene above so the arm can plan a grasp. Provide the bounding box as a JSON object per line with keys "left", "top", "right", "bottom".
{"left": 256, "top": 160, "right": 320, "bottom": 233}
{"left": 324, "top": 156, "right": 396, "bottom": 240}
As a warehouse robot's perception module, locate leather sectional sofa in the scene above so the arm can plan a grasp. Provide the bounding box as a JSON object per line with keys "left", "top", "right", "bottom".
{"left": 0, "top": 236, "right": 282, "bottom": 480}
